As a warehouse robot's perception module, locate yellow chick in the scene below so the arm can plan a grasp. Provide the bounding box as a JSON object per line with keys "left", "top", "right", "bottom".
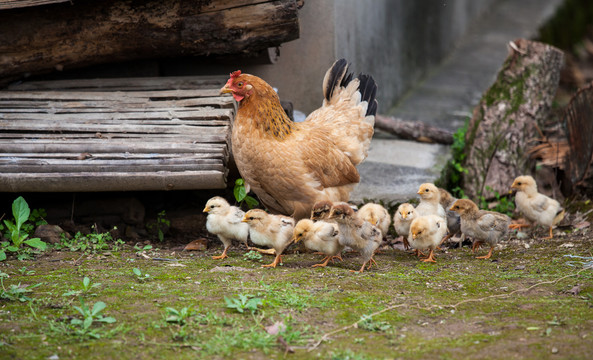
{"left": 450, "top": 199, "right": 511, "bottom": 259}
{"left": 292, "top": 219, "right": 343, "bottom": 267}
{"left": 438, "top": 188, "right": 462, "bottom": 246}
{"left": 310, "top": 200, "right": 334, "bottom": 221}
{"left": 358, "top": 203, "right": 391, "bottom": 238}
{"left": 409, "top": 215, "right": 447, "bottom": 263}
{"left": 328, "top": 202, "right": 382, "bottom": 273}
{"left": 203, "top": 196, "right": 249, "bottom": 260}
{"left": 510, "top": 175, "right": 565, "bottom": 239}
{"left": 416, "top": 183, "right": 447, "bottom": 221}
{"left": 393, "top": 203, "right": 417, "bottom": 250}
{"left": 242, "top": 209, "right": 295, "bottom": 268}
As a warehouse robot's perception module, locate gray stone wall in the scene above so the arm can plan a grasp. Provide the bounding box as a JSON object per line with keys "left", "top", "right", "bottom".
{"left": 247, "top": 0, "right": 497, "bottom": 115}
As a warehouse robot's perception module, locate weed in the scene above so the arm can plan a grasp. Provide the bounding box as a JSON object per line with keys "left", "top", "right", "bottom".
{"left": 17, "top": 267, "right": 35, "bottom": 276}
{"left": 132, "top": 268, "right": 151, "bottom": 282}
{"left": 0, "top": 196, "right": 48, "bottom": 261}
{"left": 50, "top": 298, "right": 116, "bottom": 340}
{"left": 55, "top": 226, "right": 123, "bottom": 254}
{"left": 0, "top": 271, "right": 41, "bottom": 302}
{"left": 225, "top": 294, "right": 263, "bottom": 314}
{"left": 436, "top": 120, "right": 469, "bottom": 199}
{"left": 357, "top": 314, "right": 391, "bottom": 332}
{"left": 164, "top": 306, "right": 194, "bottom": 325}
{"left": 146, "top": 210, "right": 170, "bottom": 242}
{"left": 134, "top": 244, "right": 153, "bottom": 255}
{"left": 234, "top": 178, "right": 259, "bottom": 209}
{"left": 478, "top": 185, "right": 515, "bottom": 216}
{"left": 243, "top": 250, "right": 263, "bottom": 262}
{"left": 330, "top": 349, "right": 373, "bottom": 360}
{"left": 62, "top": 276, "right": 101, "bottom": 297}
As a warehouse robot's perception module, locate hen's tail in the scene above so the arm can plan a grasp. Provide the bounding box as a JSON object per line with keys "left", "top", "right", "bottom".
{"left": 314, "top": 59, "right": 377, "bottom": 165}
{"left": 322, "top": 59, "right": 378, "bottom": 117}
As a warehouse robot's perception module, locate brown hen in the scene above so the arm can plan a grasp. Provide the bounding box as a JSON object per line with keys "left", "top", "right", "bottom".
{"left": 220, "top": 59, "right": 377, "bottom": 220}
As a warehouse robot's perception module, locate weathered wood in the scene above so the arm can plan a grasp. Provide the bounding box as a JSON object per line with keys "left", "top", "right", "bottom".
{"left": 374, "top": 115, "right": 453, "bottom": 145}
{"left": 463, "top": 39, "right": 565, "bottom": 199}
{"left": 0, "top": 75, "right": 234, "bottom": 191}
{"left": 0, "top": 0, "right": 69, "bottom": 10}
{"left": 563, "top": 82, "right": 593, "bottom": 196}
{"left": 0, "top": 171, "right": 228, "bottom": 192}
{"left": 0, "top": 0, "right": 300, "bottom": 84}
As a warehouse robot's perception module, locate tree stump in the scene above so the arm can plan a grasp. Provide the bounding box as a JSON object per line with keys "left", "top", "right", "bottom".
{"left": 463, "top": 39, "right": 565, "bottom": 199}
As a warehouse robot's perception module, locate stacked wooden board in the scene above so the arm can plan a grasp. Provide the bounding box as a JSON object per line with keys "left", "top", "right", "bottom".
{"left": 0, "top": 76, "right": 235, "bottom": 192}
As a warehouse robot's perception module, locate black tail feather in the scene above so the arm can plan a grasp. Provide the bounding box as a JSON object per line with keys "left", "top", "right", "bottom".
{"left": 358, "top": 73, "right": 378, "bottom": 116}
{"left": 324, "top": 59, "right": 378, "bottom": 116}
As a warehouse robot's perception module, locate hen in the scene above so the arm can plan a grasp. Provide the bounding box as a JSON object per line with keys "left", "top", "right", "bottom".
{"left": 292, "top": 219, "right": 343, "bottom": 268}
{"left": 221, "top": 59, "right": 377, "bottom": 220}
{"left": 203, "top": 196, "right": 249, "bottom": 260}
{"left": 242, "top": 209, "right": 295, "bottom": 268}
{"left": 450, "top": 199, "right": 511, "bottom": 260}
{"left": 510, "top": 175, "right": 565, "bottom": 239}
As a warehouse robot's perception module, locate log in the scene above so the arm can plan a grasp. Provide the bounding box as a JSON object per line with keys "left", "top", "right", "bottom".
{"left": 463, "top": 39, "right": 565, "bottom": 199}
{"left": 374, "top": 115, "right": 453, "bottom": 145}
{"left": 563, "top": 82, "right": 593, "bottom": 196}
{"left": 0, "top": 0, "right": 300, "bottom": 84}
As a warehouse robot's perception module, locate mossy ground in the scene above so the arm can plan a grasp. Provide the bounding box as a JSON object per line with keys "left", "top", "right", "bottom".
{"left": 1, "top": 225, "right": 592, "bottom": 360}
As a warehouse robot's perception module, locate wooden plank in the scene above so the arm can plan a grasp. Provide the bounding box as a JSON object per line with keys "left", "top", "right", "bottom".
{"left": 0, "top": 97, "right": 235, "bottom": 110}
{"left": 0, "top": 89, "right": 223, "bottom": 100}
{"left": 0, "top": 0, "right": 70, "bottom": 10}
{"left": 1, "top": 108, "right": 233, "bottom": 121}
{"left": 0, "top": 171, "right": 228, "bottom": 192}
{"left": 0, "top": 152, "right": 224, "bottom": 160}
{"left": 0, "top": 122, "right": 230, "bottom": 136}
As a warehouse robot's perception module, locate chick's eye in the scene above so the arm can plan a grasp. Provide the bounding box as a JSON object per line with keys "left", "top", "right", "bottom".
{"left": 517, "top": 182, "right": 522, "bottom": 185}
{"left": 425, "top": 189, "right": 429, "bottom": 192}
{"left": 249, "top": 216, "right": 254, "bottom": 220}
{"left": 407, "top": 211, "right": 411, "bottom": 215}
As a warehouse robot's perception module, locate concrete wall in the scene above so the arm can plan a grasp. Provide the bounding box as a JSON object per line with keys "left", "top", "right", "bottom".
{"left": 246, "top": 0, "right": 497, "bottom": 115}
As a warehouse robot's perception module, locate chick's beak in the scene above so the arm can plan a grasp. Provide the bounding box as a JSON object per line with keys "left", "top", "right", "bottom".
{"left": 291, "top": 235, "right": 299, "bottom": 243}
{"left": 401, "top": 212, "right": 407, "bottom": 220}
{"left": 412, "top": 232, "right": 417, "bottom": 240}
{"left": 220, "top": 84, "right": 232, "bottom": 95}
{"left": 241, "top": 216, "right": 249, "bottom": 223}
{"left": 203, "top": 206, "right": 210, "bottom": 213}
{"left": 417, "top": 190, "right": 422, "bottom": 195}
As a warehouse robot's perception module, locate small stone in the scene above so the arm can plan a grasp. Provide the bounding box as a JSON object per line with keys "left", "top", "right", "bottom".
{"left": 515, "top": 265, "right": 526, "bottom": 270}
{"left": 34, "top": 225, "right": 69, "bottom": 244}
{"left": 551, "top": 347, "right": 559, "bottom": 354}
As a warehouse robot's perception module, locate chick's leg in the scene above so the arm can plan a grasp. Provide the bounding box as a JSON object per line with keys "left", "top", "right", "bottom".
{"left": 402, "top": 237, "right": 410, "bottom": 250}
{"left": 542, "top": 226, "right": 554, "bottom": 240}
{"left": 249, "top": 247, "right": 276, "bottom": 255}
{"left": 212, "top": 246, "right": 229, "bottom": 260}
{"left": 262, "top": 254, "right": 283, "bottom": 268}
{"left": 312, "top": 256, "right": 332, "bottom": 268}
{"left": 471, "top": 241, "right": 482, "bottom": 253}
{"left": 476, "top": 246, "right": 494, "bottom": 260}
{"left": 421, "top": 249, "right": 436, "bottom": 263}
{"left": 509, "top": 223, "right": 531, "bottom": 230}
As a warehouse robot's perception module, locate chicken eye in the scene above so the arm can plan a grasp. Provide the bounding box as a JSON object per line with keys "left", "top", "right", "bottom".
{"left": 237, "top": 81, "right": 244, "bottom": 88}
{"left": 517, "top": 182, "right": 522, "bottom": 185}
{"left": 425, "top": 189, "right": 429, "bottom": 192}
{"left": 407, "top": 211, "right": 411, "bottom": 215}
{"left": 249, "top": 216, "right": 254, "bottom": 220}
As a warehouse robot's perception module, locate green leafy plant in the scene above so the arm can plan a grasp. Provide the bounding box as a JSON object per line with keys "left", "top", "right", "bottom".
{"left": 243, "top": 250, "right": 263, "bottom": 262}
{"left": 0, "top": 196, "right": 48, "bottom": 261}
{"left": 18, "top": 266, "right": 35, "bottom": 275}
{"left": 0, "top": 271, "right": 40, "bottom": 302}
{"left": 67, "top": 298, "right": 116, "bottom": 339}
{"left": 62, "top": 276, "right": 101, "bottom": 297}
{"left": 55, "top": 226, "right": 123, "bottom": 254}
{"left": 357, "top": 314, "right": 391, "bottom": 332}
{"left": 437, "top": 120, "right": 469, "bottom": 199}
{"left": 234, "top": 178, "right": 259, "bottom": 209}
{"left": 132, "top": 268, "right": 151, "bottom": 282}
{"left": 164, "top": 306, "right": 194, "bottom": 325}
{"left": 478, "top": 185, "right": 515, "bottom": 216}
{"left": 134, "top": 244, "right": 153, "bottom": 255}
{"left": 224, "top": 294, "right": 263, "bottom": 314}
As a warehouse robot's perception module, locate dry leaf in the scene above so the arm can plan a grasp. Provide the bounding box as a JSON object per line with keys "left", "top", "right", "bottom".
{"left": 183, "top": 238, "right": 208, "bottom": 251}
{"left": 265, "top": 321, "right": 286, "bottom": 335}
{"left": 574, "top": 221, "right": 590, "bottom": 229}
{"left": 568, "top": 285, "right": 581, "bottom": 296}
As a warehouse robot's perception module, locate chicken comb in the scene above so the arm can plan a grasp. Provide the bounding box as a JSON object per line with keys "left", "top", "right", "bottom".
{"left": 230, "top": 70, "right": 242, "bottom": 79}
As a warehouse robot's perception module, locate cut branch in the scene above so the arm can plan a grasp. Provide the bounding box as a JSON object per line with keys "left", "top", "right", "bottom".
{"left": 374, "top": 115, "right": 453, "bottom": 145}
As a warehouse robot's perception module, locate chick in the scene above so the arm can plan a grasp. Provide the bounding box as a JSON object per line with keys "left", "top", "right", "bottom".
{"left": 203, "top": 196, "right": 249, "bottom": 260}
{"left": 292, "top": 219, "right": 343, "bottom": 267}
{"left": 510, "top": 175, "right": 565, "bottom": 239}
{"left": 416, "top": 183, "right": 447, "bottom": 221}
{"left": 242, "top": 209, "right": 295, "bottom": 268}
{"left": 310, "top": 200, "right": 333, "bottom": 221}
{"left": 408, "top": 215, "right": 447, "bottom": 263}
{"left": 328, "top": 202, "right": 381, "bottom": 273}
{"left": 393, "top": 203, "right": 417, "bottom": 250}
{"left": 438, "top": 188, "right": 462, "bottom": 246}
{"left": 450, "top": 199, "right": 511, "bottom": 259}
{"left": 358, "top": 203, "right": 391, "bottom": 238}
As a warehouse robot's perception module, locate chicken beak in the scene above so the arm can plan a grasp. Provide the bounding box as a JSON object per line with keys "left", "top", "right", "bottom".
{"left": 291, "top": 235, "right": 299, "bottom": 243}
{"left": 241, "top": 216, "right": 249, "bottom": 223}
{"left": 203, "top": 206, "right": 210, "bottom": 213}
{"left": 220, "top": 84, "right": 232, "bottom": 95}
{"left": 412, "top": 233, "right": 417, "bottom": 240}
{"left": 449, "top": 205, "right": 454, "bottom": 211}
{"left": 401, "top": 212, "right": 407, "bottom": 220}
{"left": 417, "top": 190, "right": 422, "bottom": 195}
